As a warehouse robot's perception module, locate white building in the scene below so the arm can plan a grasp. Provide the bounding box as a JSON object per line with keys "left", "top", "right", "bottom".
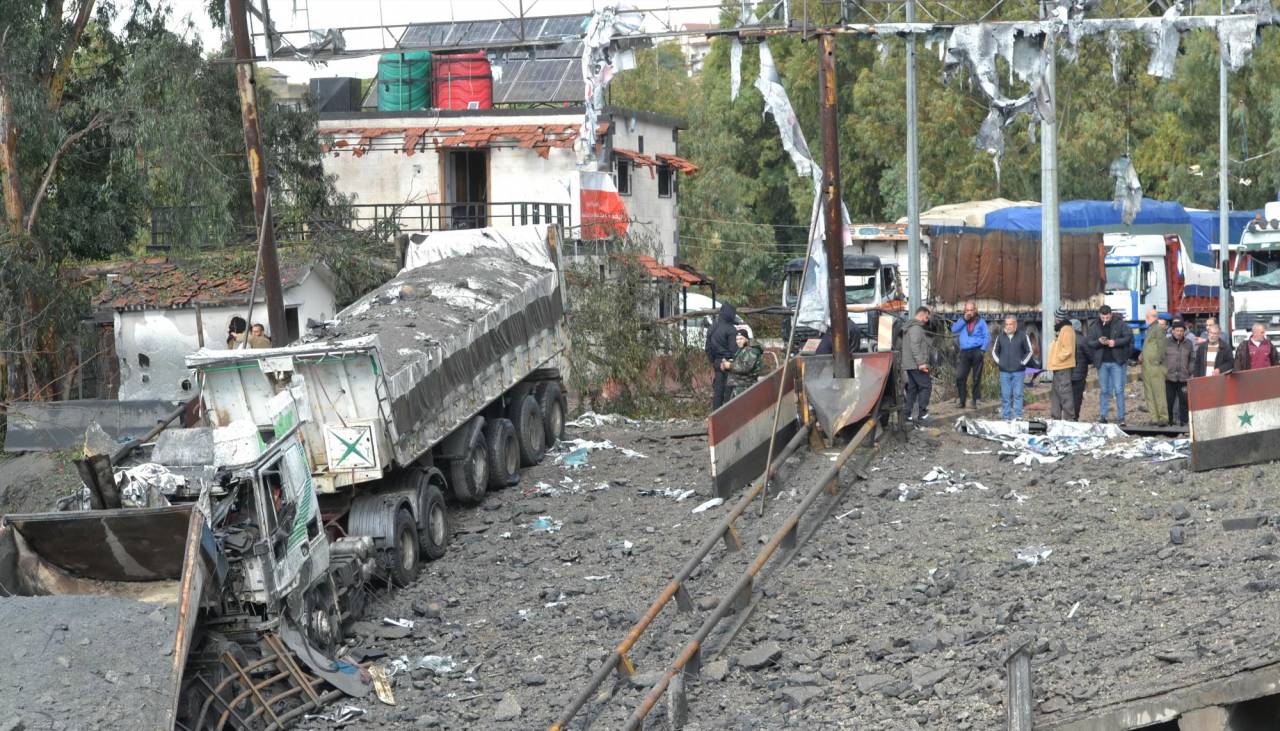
{"left": 317, "top": 105, "right": 695, "bottom": 264}
{"left": 91, "top": 258, "right": 338, "bottom": 401}
{"left": 678, "top": 24, "right": 716, "bottom": 75}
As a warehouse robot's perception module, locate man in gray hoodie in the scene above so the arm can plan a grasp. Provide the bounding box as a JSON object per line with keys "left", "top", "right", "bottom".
{"left": 900, "top": 307, "right": 933, "bottom": 425}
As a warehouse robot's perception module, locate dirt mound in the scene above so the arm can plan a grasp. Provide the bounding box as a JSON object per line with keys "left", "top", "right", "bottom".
{"left": 0, "top": 451, "right": 81, "bottom": 520}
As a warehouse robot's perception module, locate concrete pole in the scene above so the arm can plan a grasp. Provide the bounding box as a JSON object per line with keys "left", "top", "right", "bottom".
{"left": 818, "top": 33, "right": 852, "bottom": 379}
{"left": 1040, "top": 13, "right": 1060, "bottom": 358}
{"left": 229, "top": 0, "right": 289, "bottom": 347}
{"left": 905, "top": 0, "right": 922, "bottom": 312}
{"left": 1218, "top": 0, "right": 1231, "bottom": 333}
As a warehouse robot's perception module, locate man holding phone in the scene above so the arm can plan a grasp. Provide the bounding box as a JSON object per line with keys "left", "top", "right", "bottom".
{"left": 1086, "top": 305, "right": 1133, "bottom": 425}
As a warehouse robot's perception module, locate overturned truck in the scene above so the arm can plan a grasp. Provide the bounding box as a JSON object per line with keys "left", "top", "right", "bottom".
{"left": 186, "top": 224, "right": 570, "bottom": 583}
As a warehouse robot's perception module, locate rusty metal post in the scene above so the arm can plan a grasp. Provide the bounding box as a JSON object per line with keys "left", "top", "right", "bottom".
{"left": 229, "top": 0, "right": 288, "bottom": 347}
{"left": 818, "top": 33, "right": 850, "bottom": 379}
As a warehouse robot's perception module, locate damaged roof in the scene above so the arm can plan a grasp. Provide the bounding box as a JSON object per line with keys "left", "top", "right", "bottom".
{"left": 88, "top": 254, "right": 328, "bottom": 311}
{"left": 322, "top": 122, "right": 602, "bottom": 159}
{"left": 634, "top": 255, "right": 711, "bottom": 286}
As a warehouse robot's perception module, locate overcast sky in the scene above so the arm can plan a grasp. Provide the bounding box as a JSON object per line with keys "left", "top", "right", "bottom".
{"left": 163, "top": 0, "right": 719, "bottom": 81}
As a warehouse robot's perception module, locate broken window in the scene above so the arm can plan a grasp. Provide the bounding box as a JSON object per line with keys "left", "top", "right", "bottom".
{"left": 616, "top": 157, "right": 632, "bottom": 196}
{"left": 658, "top": 165, "right": 674, "bottom": 198}
{"left": 286, "top": 307, "right": 300, "bottom": 343}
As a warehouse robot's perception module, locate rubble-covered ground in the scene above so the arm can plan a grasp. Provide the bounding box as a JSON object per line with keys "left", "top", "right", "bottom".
{"left": 0, "top": 450, "right": 81, "bottom": 520}
{"left": 306, "top": 398, "right": 1280, "bottom": 730}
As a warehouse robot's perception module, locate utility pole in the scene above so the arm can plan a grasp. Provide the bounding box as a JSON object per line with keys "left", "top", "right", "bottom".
{"left": 1218, "top": 0, "right": 1231, "bottom": 332}
{"left": 818, "top": 33, "right": 852, "bottom": 379}
{"left": 1040, "top": 8, "right": 1060, "bottom": 358}
{"left": 905, "top": 0, "right": 922, "bottom": 312}
{"left": 229, "top": 0, "right": 289, "bottom": 347}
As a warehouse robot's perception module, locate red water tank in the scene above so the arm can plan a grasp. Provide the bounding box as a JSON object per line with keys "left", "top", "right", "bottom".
{"left": 432, "top": 53, "right": 493, "bottom": 110}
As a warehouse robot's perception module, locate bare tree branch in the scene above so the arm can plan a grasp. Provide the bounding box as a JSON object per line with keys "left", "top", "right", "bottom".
{"left": 24, "top": 113, "right": 106, "bottom": 234}
{"left": 48, "top": 0, "right": 96, "bottom": 112}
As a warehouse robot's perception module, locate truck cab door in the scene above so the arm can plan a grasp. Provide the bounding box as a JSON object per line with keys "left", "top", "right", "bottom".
{"left": 1141, "top": 259, "right": 1169, "bottom": 314}
{"left": 252, "top": 435, "right": 328, "bottom": 604}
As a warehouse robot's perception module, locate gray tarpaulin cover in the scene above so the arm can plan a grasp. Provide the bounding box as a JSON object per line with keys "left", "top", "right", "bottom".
{"left": 1110, "top": 153, "right": 1143, "bottom": 225}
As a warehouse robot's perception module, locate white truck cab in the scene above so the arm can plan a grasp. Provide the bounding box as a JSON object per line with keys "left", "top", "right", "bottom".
{"left": 1229, "top": 201, "right": 1280, "bottom": 345}
{"left": 1104, "top": 234, "right": 1172, "bottom": 322}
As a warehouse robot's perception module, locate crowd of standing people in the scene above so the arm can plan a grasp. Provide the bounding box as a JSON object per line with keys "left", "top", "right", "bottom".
{"left": 941, "top": 302, "right": 1276, "bottom": 426}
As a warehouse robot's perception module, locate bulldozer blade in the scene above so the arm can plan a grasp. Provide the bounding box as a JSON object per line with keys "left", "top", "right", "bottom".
{"left": 802, "top": 353, "right": 894, "bottom": 440}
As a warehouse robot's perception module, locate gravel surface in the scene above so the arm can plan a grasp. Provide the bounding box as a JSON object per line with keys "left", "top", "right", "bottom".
{"left": 0, "top": 451, "right": 80, "bottom": 521}
{"left": 0, "top": 595, "right": 178, "bottom": 730}
{"left": 299, "top": 404, "right": 1279, "bottom": 730}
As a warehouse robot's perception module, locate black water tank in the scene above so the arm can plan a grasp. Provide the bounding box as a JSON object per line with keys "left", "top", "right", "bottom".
{"left": 309, "top": 77, "right": 362, "bottom": 113}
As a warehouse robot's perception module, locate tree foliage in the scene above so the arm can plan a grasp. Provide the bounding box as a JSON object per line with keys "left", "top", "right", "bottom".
{"left": 611, "top": 0, "right": 1280, "bottom": 307}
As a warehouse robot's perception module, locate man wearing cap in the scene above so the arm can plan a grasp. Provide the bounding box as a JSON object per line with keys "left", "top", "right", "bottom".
{"left": 1047, "top": 308, "right": 1076, "bottom": 420}
{"left": 1139, "top": 307, "right": 1169, "bottom": 426}
{"left": 1086, "top": 304, "right": 1132, "bottom": 425}
{"left": 1164, "top": 320, "right": 1196, "bottom": 427}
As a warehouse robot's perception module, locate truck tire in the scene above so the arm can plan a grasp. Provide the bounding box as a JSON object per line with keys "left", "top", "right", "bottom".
{"left": 485, "top": 417, "right": 520, "bottom": 489}
{"left": 448, "top": 418, "right": 489, "bottom": 503}
{"left": 535, "top": 381, "right": 567, "bottom": 445}
{"left": 419, "top": 483, "right": 449, "bottom": 560}
{"left": 389, "top": 507, "right": 419, "bottom": 587}
{"left": 507, "top": 390, "right": 546, "bottom": 467}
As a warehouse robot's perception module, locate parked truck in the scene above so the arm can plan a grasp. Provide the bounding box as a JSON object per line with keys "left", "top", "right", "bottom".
{"left": 781, "top": 253, "right": 905, "bottom": 352}
{"left": 1103, "top": 232, "right": 1222, "bottom": 349}
{"left": 801, "top": 222, "right": 1106, "bottom": 351}
{"left": 1226, "top": 201, "right": 1280, "bottom": 345}
{"left": 186, "top": 224, "right": 570, "bottom": 585}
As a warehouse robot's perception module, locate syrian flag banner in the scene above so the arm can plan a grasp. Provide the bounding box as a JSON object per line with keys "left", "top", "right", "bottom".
{"left": 1188, "top": 365, "right": 1280, "bottom": 471}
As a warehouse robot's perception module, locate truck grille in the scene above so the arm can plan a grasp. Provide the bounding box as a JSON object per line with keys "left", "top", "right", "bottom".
{"left": 1235, "top": 311, "right": 1280, "bottom": 330}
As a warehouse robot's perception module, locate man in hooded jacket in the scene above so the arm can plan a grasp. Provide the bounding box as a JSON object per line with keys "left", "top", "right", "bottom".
{"left": 707, "top": 303, "right": 740, "bottom": 410}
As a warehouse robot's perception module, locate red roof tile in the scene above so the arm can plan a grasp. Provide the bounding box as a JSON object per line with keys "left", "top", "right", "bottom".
{"left": 88, "top": 255, "right": 316, "bottom": 311}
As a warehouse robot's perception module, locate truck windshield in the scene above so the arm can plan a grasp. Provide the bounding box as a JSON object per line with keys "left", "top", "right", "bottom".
{"left": 784, "top": 269, "right": 880, "bottom": 306}
{"left": 1105, "top": 264, "right": 1138, "bottom": 292}
{"left": 844, "top": 272, "right": 878, "bottom": 305}
{"left": 1235, "top": 250, "right": 1280, "bottom": 291}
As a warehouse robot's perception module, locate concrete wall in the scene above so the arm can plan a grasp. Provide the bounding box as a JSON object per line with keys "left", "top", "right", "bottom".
{"left": 114, "top": 272, "right": 337, "bottom": 401}
{"left": 319, "top": 109, "right": 684, "bottom": 264}
{"left": 608, "top": 113, "right": 681, "bottom": 264}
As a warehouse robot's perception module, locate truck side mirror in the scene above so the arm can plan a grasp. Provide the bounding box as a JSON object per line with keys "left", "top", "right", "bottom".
{"left": 1221, "top": 261, "right": 1232, "bottom": 290}
{"left": 1140, "top": 262, "right": 1154, "bottom": 295}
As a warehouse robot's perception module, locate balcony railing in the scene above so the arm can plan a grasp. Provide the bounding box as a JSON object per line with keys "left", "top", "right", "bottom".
{"left": 149, "top": 201, "right": 571, "bottom": 250}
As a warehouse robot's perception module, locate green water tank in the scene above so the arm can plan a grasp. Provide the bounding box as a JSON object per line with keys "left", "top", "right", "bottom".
{"left": 377, "top": 51, "right": 432, "bottom": 111}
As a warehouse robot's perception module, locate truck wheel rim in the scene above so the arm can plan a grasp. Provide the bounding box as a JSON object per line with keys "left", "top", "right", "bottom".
{"left": 399, "top": 525, "right": 416, "bottom": 571}
{"left": 472, "top": 447, "right": 488, "bottom": 489}
{"left": 429, "top": 504, "right": 446, "bottom": 545}
{"left": 550, "top": 402, "right": 563, "bottom": 442}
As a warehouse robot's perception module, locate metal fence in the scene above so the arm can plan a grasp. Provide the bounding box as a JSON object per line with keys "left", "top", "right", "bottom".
{"left": 149, "top": 201, "right": 571, "bottom": 250}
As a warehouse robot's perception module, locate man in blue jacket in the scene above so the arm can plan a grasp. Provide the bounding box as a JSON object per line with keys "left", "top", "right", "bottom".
{"left": 950, "top": 301, "right": 989, "bottom": 408}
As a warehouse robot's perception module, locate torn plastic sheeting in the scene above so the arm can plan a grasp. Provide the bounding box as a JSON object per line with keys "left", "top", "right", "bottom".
{"left": 958, "top": 417, "right": 1189, "bottom": 462}
{"left": 730, "top": 36, "right": 744, "bottom": 101}
{"left": 554, "top": 438, "right": 647, "bottom": 466}
{"left": 1231, "top": 0, "right": 1276, "bottom": 25}
{"left": 755, "top": 42, "right": 820, "bottom": 185}
{"left": 302, "top": 705, "right": 366, "bottom": 725}
{"left": 577, "top": 5, "right": 645, "bottom": 162}
{"left": 115, "top": 463, "right": 184, "bottom": 506}
{"left": 565, "top": 411, "right": 639, "bottom": 428}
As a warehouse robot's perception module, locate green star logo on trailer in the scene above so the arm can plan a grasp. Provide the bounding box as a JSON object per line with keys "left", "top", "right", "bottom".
{"left": 334, "top": 432, "right": 368, "bottom": 464}
{"left": 1239, "top": 411, "right": 1255, "bottom": 428}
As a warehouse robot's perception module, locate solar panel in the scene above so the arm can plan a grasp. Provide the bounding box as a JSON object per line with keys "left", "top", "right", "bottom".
{"left": 399, "top": 14, "right": 589, "bottom": 104}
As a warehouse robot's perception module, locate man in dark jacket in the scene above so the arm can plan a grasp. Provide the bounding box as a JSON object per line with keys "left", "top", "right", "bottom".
{"left": 707, "top": 303, "right": 740, "bottom": 410}
{"left": 991, "top": 315, "right": 1034, "bottom": 419}
{"left": 1086, "top": 305, "right": 1133, "bottom": 424}
{"left": 1071, "top": 322, "right": 1090, "bottom": 420}
{"left": 1164, "top": 320, "right": 1196, "bottom": 426}
{"left": 900, "top": 307, "right": 933, "bottom": 425}
{"left": 950, "top": 301, "right": 990, "bottom": 408}
{"left": 1234, "top": 322, "right": 1280, "bottom": 372}
{"left": 1193, "top": 322, "right": 1233, "bottom": 378}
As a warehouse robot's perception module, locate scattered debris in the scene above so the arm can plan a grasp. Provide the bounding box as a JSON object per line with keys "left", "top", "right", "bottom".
{"left": 416, "top": 655, "right": 458, "bottom": 675}
{"left": 566, "top": 412, "right": 639, "bottom": 429}
{"left": 1015, "top": 545, "right": 1053, "bottom": 566}
{"left": 957, "top": 417, "right": 1189, "bottom": 464}
{"left": 691, "top": 497, "right": 724, "bottom": 513}
{"left": 530, "top": 516, "right": 563, "bottom": 533}
{"left": 302, "top": 705, "right": 367, "bottom": 725}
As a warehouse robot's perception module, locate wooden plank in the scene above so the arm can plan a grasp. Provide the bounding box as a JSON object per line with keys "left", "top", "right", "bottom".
{"left": 1042, "top": 661, "right": 1280, "bottom": 731}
